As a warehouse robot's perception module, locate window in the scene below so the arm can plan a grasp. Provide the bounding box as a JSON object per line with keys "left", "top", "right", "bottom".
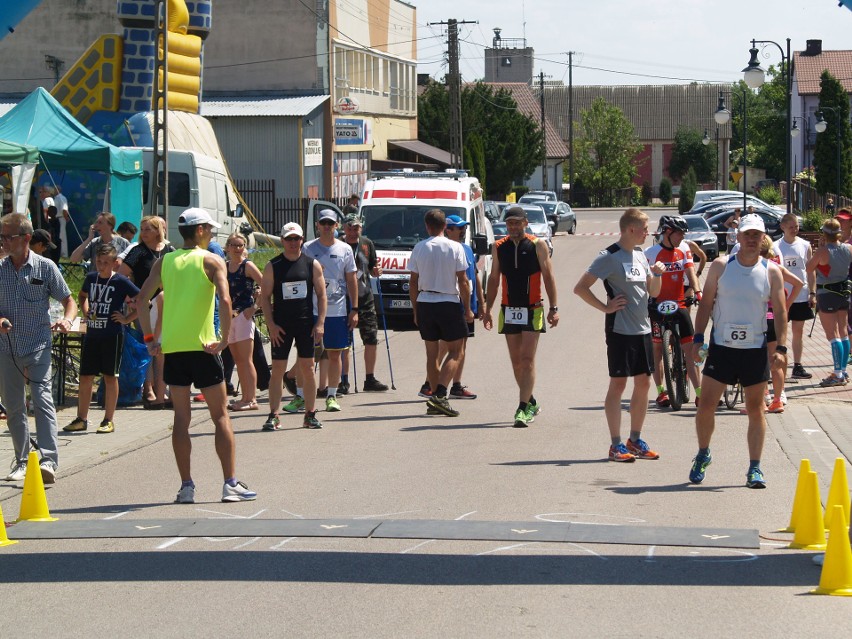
{"left": 142, "top": 171, "right": 190, "bottom": 207}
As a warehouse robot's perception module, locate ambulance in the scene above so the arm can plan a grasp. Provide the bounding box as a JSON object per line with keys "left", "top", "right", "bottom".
{"left": 305, "top": 169, "right": 494, "bottom": 329}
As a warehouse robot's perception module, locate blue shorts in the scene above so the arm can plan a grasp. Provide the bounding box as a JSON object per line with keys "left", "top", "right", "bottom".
{"left": 317, "top": 315, "right": 349, "bottom": 350}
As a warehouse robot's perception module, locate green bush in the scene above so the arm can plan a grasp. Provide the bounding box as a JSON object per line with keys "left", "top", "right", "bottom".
{"left": 659, "top": 178, "right": 673, "bottom": 205}
{"left": 641, "top": 182, "right": 653, "bottom": 206}
{"left": 757, "top": 185, "right": 781, "bottom": 205}
{"left": 678, "top": 168, "right": 697, "bottom": 213}
{"left": 801, "top": 208, "right": 827, "bottom": 232}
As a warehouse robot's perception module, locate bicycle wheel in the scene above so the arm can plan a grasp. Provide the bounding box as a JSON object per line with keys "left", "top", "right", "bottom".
{"left": 662, "top": 329, "right": 682, "bottom": 411}
{"left": 723, "top": 383, "right": 741, "bottom": 410}
{"left": 672, "top": 336, "right": 689, "bottom": 407}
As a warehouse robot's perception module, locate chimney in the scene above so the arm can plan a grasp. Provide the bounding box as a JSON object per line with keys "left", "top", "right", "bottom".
{"left": 805, "top": 40, "right": 823, "bottom": 56}
{"left": 492, "top": 28, "right": 502, "bottom": 48}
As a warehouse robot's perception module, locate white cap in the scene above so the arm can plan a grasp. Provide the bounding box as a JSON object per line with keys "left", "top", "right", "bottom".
{"left": 317, "top": 208, "right": 338, "bottom": 223}
{"left": 738, "top": 213, "right": 765, "bottom": 234}
{"left": 178, "top": 207, "right": 221, "bottom": 228}
{"left": 281, "top": 222, "right": 303, "bottom": 238}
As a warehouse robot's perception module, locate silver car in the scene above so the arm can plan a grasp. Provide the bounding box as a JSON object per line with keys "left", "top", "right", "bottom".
{"left": 503, "top": 203, "right": 553, "bottom": 255}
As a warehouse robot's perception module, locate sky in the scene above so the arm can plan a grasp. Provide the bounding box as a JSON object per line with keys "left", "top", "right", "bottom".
{"left": 412, "top": 0, "right": 852, "bottom": 87}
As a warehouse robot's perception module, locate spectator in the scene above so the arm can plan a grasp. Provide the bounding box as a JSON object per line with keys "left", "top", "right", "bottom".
{"left": 117, "top": 221, "right": 138, "bottom": 243}
{"left": 29, "top": 229, "right": 56, "bottom": 257}
{"left": 69, "top": 212, "right": 130, "bottom": 272}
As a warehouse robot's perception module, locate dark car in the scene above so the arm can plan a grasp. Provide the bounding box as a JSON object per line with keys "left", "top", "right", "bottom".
{"left": 491, "top": 221, "right": 535, "bottom": 244}
{"left": 539, "top": 201, "right": 577, "bottom": 234}
{"left": 681, "top": 214, "right": 719, "bottom": 261}
{"left": 705, "top": 208, "right": 785, "bottom": 247}
{"left": 483, "top": 200, "right": 502, "bottom": 222}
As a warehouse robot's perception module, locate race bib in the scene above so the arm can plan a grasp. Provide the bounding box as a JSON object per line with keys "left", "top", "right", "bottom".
{"left": 504, "top": 306, "right": 528, "bottom": 325}
{"left": 324, "top": 278, "right": 341, "bottom": 296}
{"left": 623, "top": 262, "right": 645, "bottom": 282}
{"left": 784, "top": 256, "right": 799, "bottom": 269}
{"left": 723, "top": 322, "right": 755, "bottom": 347}
{"left": 282, "top": 280, "right": 308, "bottom": 300}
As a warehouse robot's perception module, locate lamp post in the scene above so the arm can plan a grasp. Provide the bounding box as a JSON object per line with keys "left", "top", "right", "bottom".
{"left": 814, "top": 106, "right": 844, "bottom": 198}
{"left": 714, "top": 89, "right": 748, "bottom": 211}
{"left": 791, "top": 115, "right": 812, "bottom": 210}
{"left": 743, "top": 38, "right": 792, "bottom": 215}
{"left": 702, "top": 126, "right": 720, "bottom": 189}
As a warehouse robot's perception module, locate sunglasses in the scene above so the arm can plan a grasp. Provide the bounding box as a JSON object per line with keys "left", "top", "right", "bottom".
{"left": 318, "top": 220, "right": 336, "bottom": 226}
{"left": 284, "top": 236, "right": 302, "bottom": 242}
{"left": 0, "top": 233, "right": 25, "bottom": 241}
{"left": 226, "top": 243, "right": 245, "bottom": 249}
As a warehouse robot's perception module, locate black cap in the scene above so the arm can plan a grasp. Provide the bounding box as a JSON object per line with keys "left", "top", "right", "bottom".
{"left": 503, "top": 205, "right": 527, "bottom": 220}
{"left": 30, "top": 229, "right": 56, "bottom": 249}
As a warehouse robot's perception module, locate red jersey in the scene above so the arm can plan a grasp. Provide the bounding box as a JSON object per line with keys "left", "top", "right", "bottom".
{"left": 644, "top": 241, "right": 693, "bottom": 307}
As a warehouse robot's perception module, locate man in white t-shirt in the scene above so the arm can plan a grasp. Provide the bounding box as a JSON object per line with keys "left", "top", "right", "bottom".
{"left": 53, "top": 186, "right": 70, "bottom": 258}
{"left": 407, "top": 209, "right": 472, "bottom": 418}
{"left": 302, "top": 209, "right": 358, "bottom": 412}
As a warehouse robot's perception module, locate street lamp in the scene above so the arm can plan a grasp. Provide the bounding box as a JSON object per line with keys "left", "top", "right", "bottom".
{"left": 702, "top": 127, "right": 720, "bottom": 189}
{"left": 791, "top": 115, "right": 814, "bottom": 210}
{"left": 714, "top": 89, "right": 748, "bottom": 210}
{"left": 815, "top": 106, "right": 844, "bottom": 197}
{"left": 743, "top": 38, "right": 793, "bottom": 215}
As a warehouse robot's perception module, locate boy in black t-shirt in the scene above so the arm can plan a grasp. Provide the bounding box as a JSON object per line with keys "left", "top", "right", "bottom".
{"left": 64, "top": 244, "right": 140, "bottom": 434}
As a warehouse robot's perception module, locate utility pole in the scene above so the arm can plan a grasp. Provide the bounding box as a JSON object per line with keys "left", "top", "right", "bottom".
{"left": 153, "top": 0, "right": 169, "bottom": 224}
{"left": 567, "top": 52, "right": 575, "bottom": 202}
{"left": 539, "top": 70, "right": 547, "bottom": 190}
{"left": 44, "top": 55, "right": 64, "bottom": 86}
{"left": 430, "top": 18, "right": 476, "bottom": 169}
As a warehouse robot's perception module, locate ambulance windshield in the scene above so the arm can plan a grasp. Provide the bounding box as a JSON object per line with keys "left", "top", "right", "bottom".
{"left": 360, "top": 205, "right": 466, "bottom": 249}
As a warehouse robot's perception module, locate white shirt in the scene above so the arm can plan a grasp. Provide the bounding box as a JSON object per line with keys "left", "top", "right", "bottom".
{"left": 407, "top": 235, "right": 467, "bottom": 303}
{"left": 303, "top": 238, "right": 356, "bottom": 317}
{"left": 773, "top": 237, "right": 810, "bottom": 303}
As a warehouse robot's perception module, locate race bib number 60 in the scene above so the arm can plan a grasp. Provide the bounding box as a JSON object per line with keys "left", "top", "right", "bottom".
{"left": 623, "top": 262, "right": 645, "bottom": 282}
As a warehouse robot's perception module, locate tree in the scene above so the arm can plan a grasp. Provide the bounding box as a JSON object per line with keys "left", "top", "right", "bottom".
{"left": 748, "top": 65, "right": 788, "bottom": 182}
{"left": 659, "top": 177, "right": 672, "bottom": 205}
{"left": 418, "top": 81, "right": 544, "bottom": 198}
{"left": 679, "top": 167, "right": 698, "bottom": 213}
{"left": 813, "top": 70, "right": 852, "bottom": 197}
{"left": 573, "top": 98, "right": 642, "bottom": 206}
{"left": 668, "top": 127, "right": 715, "bottom": 182}
{"left": 464, "top": 132, "right": 486, "bottom": 192}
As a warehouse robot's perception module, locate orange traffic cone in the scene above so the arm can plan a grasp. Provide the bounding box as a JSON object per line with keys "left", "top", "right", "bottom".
{"left": 788, "top": 471, "right": 826, "bottom": 550}
{"left": 811, "top": 505, "right": 852, "bottom": 596}
{"left": 824, "top": 458, "right": 850, "bottom": 531}
{"left": 0, "top": 503, "right": 18, "bottom": 547}
{"left": 16, "top": 451, "right": 57, "bottom": 522}
{"left": 780, "top": 458, "right": 811, "bottom": 533}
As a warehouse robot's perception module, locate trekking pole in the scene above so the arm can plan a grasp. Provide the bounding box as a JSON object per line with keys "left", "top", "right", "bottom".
{"left": 349, "top": 330, "right": 358, "bottom": 394}
{"left": 372, "top": 276, "right": 396, "bottom": 390}
{"left": 808, "top": 309, "right": 818, "bottom": 338}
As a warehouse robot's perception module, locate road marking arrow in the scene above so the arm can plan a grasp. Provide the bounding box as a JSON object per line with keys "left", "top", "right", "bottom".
{"left": 701, "top": 534, "right": 730, "bottom": 540}
{"left": 321, "top": 524, "right": 347, "bottom": 529}
{"left": 135, "top": 525, "right": 162, "bottom": 530}
{"left": 511, "top": 529, "right": 538, "bottom": 534}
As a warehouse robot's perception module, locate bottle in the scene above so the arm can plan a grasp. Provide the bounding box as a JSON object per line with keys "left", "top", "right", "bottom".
{"left": 696, "top": 343, "right": 709, "bottom": 365}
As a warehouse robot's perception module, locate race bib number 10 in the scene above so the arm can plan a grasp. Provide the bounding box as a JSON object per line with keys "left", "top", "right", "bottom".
{"left": 504, "top": 306, "right": 528, "bottom": 325}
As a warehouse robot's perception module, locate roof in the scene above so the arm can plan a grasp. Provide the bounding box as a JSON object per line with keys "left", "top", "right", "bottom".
{"left": 387, "top": 139, "right": 452, "bottom": 166}
{"left": 481, "top": 82, "right": 569, "bottom": 159}
{"left": 794, "top": 51, "right": 852, "bottom": 95}
{"left": 201, "top": 95, "right": 329, "bottom": 117}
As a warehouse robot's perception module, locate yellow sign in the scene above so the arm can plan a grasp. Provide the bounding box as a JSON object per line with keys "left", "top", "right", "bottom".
{"left": 730, "top": 171, "right": 743, "bottom": 184}
{"left": 506, "top": 193, "right": 517, "bottom": 203}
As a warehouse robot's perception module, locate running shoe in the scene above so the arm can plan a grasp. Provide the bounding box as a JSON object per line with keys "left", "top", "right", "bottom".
{"left": 418, "top": 382, "right": 432, "bottom": 398}
{"left": 449, "top": 383, "right": 477, "bottom": 399}
{"left": 426, "top": 395, "right": 459, "bottom": 417}
{"left": 316, "top": 387, "right": 328, "bottom": 398}
{"left": 261, "top": 413, "right": 281, "bottom": 431}
{"left": 4, "top": 459, "right": 26, "bottom": 482}
{"left": 526, "top": 399, "right": 542, "bottom": 418}
{"left": 303, "top": 411, "right": 323, "bottom": 429}
{"left": 746, "top": 466, "right": 767, "bottom": 489}
{"left": 689, "top": 452, "right": 712, "bottom": 484}
{"left": 175, "top": 484, "right": 195, "bottom": 504}
{"left": 96, "top": 419, "right": 115, "bottom": 434}
{"left": 767, "top": 398, "right": 785, "bottom": 413}
{"left": 780, "top": 391, "right": 788, "bottom": 405}
{"left": 363, "top": 377, "right": 389, "bottom": 392}
{"left": 608, "top": 443, "right": 636, "bottom": 462}
{"left": 819, "top": 373, "right": 848, "bottom": 388}
{"left": 283, "top": 373, "right": 298, "bottom": 396}
{"left": 337, "top": 380, "right": 350, "bottom": 395}
{"left": 222, "top": 480, "right": 257, "bottom": 502}
{"left": 426, "top": 404, "right": 441, "bottom": 415}
{"left": 326, "top": 396, "right": 341, "bottom": 412}
{"left": 63, "top": 416, "right": 88, "bottom": 432}
{"left": 655, "top": 392, "right": 670, "bottom": 408}
{"left": 192, "top": 393, "right": 206, "bottom": 403}
{"left": 626, "top": 438, "right": 660, "bottom": 460}
{"left": 283, "top": 396, "right": 305, "bottom": 413}
{"left": 764, "top": 390, "right": 771, "bottom": 406}
{"left": 791, "top": 364, "right": 812, "bottom": 379}
{"left": 39, "top": 460, "right": 56, "bottom": 485}
{"left": 513, "top": 407, "right": 532, "bottom": 428}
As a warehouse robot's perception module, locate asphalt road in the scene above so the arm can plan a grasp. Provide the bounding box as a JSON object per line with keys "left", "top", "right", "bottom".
{"left": 2, "top": 209, "right": 850, "bottom": 638}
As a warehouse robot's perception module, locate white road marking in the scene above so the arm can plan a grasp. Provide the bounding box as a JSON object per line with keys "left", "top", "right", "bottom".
{"left": 353, "top": 509, "right": 420, "bottom": 519}
{"left": 233, "top": 536, "right": 260, "bottom": 549}
{"left": 646, "top": 546, "right": 657, "bottom": 562}
{"left": 702, "top": 534, "right": 731, "bottom": 540}
{"left": 197, "top": 508, "right": 267, "bottom": 519}
{"left": 281, "top": 509, "right": 304, "bottom": 519}
{"left": 511, "top": 529, "right": 538, "bottom": 534}
{"left": 320, "top": 524, "right": 347, "bottom": 529}
{"left": 476, "top": 543, "right": 534, "bottom": 556}
{"left": 399, "top": 540, "right": 435, "bottom": 554}
{"left": 270, "top": 537, "right": 297, "bottom": 549}
{"left": 103, "top": 511, "right": 129, "bottom": 520}
{"left": 455, "top": 511, "right": 477, "bottom": 520}
{"left": 566, "top": 542, "right": 608, "bottom": 561}
{"left": 134, "top": 525, "right": 161, "bottom": 531}
{"left": 157, "top": 537, "right": 186, "bottom": 549}
{"left": 535, "top": 512, "right": 646, "bottom": 525}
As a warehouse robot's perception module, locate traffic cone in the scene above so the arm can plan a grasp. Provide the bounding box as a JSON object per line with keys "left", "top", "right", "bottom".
{"left": 788, "top": 471, "right": 826, "bottom": 550}
{"left": 16, "top": 451, "right": 57, "bottom": 522}
{"left": 779, "top": 458, "right": 811, "bottom": 533}
{"left": 811, "top": 505, "right": 852, "bottom": 596}
{"left": 0, "top": 503, "right": 18, "bottom": 547}
{"left": 824, "top": 457, "right": 850, "bottom": 531}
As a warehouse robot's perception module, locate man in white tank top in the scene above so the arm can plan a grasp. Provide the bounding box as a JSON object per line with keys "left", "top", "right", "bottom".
{"left": 690, "top": 214, "right": 787, "bottom": 490}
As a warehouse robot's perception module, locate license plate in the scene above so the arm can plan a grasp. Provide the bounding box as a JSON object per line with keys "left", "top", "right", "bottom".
{"left": 390, "top": 299, "right": 412, "bottom": 309}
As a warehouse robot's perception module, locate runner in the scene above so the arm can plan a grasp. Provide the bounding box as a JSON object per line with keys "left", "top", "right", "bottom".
{"left": 772, "top": 212, "right": 815, "bottom": 380}
{"left": 690, "top": 213, "right": 787, "bottom": 488}
{"left": 482, "top": 206, "right": 558, "bottom": 426}
{"left": 138, "top": 207, "right": 257, "bottom": 504}
{"left": 645, "top": 215, "right": 701, "bottom": 407}
{"left": 259, "top": 222, "right": 326, "bottom": 430}
{"left": 573, "top": 208, "right": 666, "bottom": 462}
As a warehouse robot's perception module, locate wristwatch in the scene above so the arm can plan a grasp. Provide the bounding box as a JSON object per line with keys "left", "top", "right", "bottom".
{"left": 549, "top": 306, "right": 558, "bottom": 312}
{"left": 350, "top": 307, "right": 359, "bottom": 312}
{"left": 775, "top": 345, "right": 788, "bottom": 354}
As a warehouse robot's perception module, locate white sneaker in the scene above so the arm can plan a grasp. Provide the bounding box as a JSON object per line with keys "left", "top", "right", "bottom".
{"left": 4, "top": 459, "right": 26, "bottom": 482}
{"left": 780, "top": 392, "right": 788, "bottom": 406}
{"left": 174, "top": 484, "right": 195, "bottom": 504}
{"left": 39, "top": 460, "right": 56, "bottom": 485}
{"left": 222, "top": 480, "right": 257, "bottom": 502}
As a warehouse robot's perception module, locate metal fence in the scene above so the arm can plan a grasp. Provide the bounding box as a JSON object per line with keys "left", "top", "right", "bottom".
{"left": 791, "top": 178, "right": 852, "bottom": 213}
{"left": 235, "top": 179, "right": 349, "bottom": 235}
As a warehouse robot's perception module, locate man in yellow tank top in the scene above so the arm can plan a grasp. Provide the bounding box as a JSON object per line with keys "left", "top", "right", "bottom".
{"left": 138, "top": 208, "right": 257, "bottom": 504}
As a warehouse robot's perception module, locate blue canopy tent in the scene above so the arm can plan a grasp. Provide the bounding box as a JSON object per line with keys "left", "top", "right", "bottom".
{"left": 0, "top": 0, "right": 42, "bottom": 41}
{"left": 0, "top": 88, "right": 143, "bottom": 232}
{"left": 0, "top": 138, "right": 40, "bottom": 214}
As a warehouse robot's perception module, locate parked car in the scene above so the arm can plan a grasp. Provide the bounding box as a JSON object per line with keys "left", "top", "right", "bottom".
{"left": 539, "top": 201, "right": 577, "bottom": 234}
{"left": 681, "top": 214, "right": 719, "bottom": 261}
{"left": 491, "top": 220, "right": 536, "bottom": 243}
{"left": 503, "top": 203, "right": 553, "bottom": 255}
{"left": 518, "top": 190, "right": 558, "bottom": 203}
{"left": 483, "top": 200, "right": 502, "bottom": 222}
{"left": 752, "top": 178, "right": 779, "bottom": 194}
{"left": 705, "top": 208, "right": 786, "bottom": 246}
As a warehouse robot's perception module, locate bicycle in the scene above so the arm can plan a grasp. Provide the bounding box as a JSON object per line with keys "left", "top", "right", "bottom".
{"left": 655, "top": 298, "right": 695, "bottom": 412}
{"left": 723, "top": 382, "right": 743, "bottom": 410}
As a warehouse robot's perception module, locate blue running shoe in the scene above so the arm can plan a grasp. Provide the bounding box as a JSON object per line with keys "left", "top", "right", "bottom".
{"left": 689, "top": 452, "right": 712, "bottom": 484}
{"left": 746, "top": 466, "right": 766, "bottom": 489}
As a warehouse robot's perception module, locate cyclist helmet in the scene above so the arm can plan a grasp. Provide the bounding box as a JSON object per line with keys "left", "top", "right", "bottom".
{"left": 658, "top": 215, "right": 689, "bottom": 234}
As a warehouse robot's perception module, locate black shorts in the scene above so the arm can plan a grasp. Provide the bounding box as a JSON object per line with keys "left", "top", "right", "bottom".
{"left": 650, "top": 307, "right": 695, "bottom": 343}
{"left": 703, "top": 343, "right": 769, "bottom": 388}
{"left": 606, "top": 332, "right": 654, "bottom": 378}
{"left": 80, "top": 333, "right": 124, "bottom": 377}
{"left": 416, "top": 301, "right": 468, "bottom": 342}
{"left": 356, "top": 298, "right": 379, "bottom": 346}
{"left": 788, "top": 301, "right": 815, "bottom": 322}
{"left": 498, "top": 305, "right": 546, "bottom": 334}
{"left": 816, "top": 291, "right": 849, "bottom": 314}
{"left": 270, "top": 323, "right": 315, "bottom": 361}
{"left": 467, "top": 321, "right": 475, "bottom": 338}
{"left": 164, "top": 351, "right": 224, "bottom": 389}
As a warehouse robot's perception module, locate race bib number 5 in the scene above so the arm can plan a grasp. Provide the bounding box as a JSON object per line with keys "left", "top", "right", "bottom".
{"left": 723, "top": 322, "right": 755, "bottom": 346}
{"left": 282, "top": 280, "right": 308, "bottom": 300}
{"left": 504, "top": 306, "right": 528, "bottom": 325}
{"left": 623, "top": 262, "right": 645, "bottom": 282}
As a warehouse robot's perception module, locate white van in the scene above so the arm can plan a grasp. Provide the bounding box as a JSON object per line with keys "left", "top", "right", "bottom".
{"left": 139, "top": 148, "right": 245, "bottom": 242}
{"left": 307, "top": 169, "right": 494, "bottom": 329}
